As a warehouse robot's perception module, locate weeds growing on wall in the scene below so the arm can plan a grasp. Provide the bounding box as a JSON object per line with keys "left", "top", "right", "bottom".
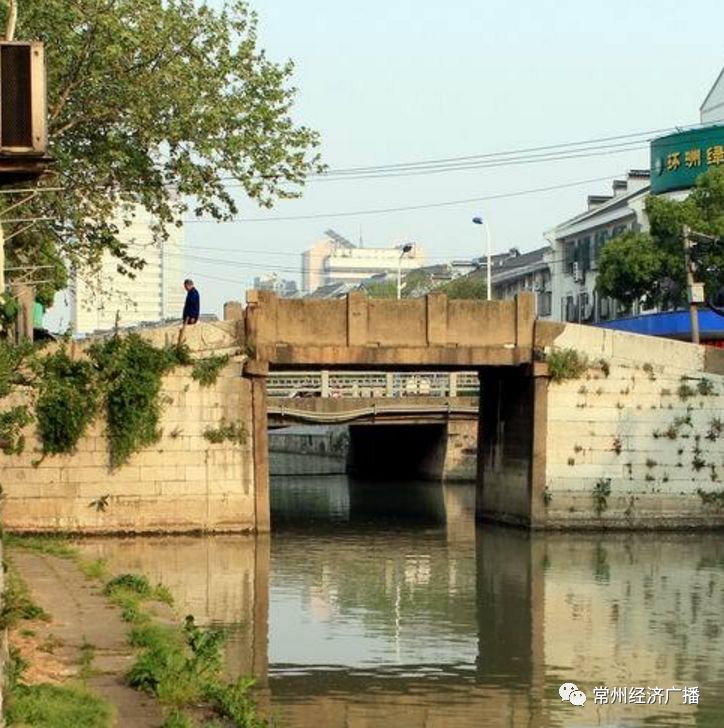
{"left": 592, "top": 478, "right": 612, "bottom": 517}
{"left": 203, "top": 420, "right": 247, "bottom": 445}
{"left": 546, "top": 348, "right": 589, "bottom": 383}
{"left": 191, "top": 354, "right": 230, "bottom": 387}
{"left": 88, "top": 335, "right": 190, "bottom": 468}
{"left": 35, "top": 349, "right": 99, "bottom": 455}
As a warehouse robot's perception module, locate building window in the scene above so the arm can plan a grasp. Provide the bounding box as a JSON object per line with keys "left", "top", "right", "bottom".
{"left": 564, "top": 295, "right": 577, "bottom": 322}
{"left": 564, "top": 241, "right": 576, "bottom": 275}
{"left": 579, "top": 236, "right": 591, "bottom": 272}
{"left": 537, "top": 291, "right": 552, "bottom": 317}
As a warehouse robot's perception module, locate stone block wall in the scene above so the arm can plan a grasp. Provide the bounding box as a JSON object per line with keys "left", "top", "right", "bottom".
{"left": 0, "top": 358, "right": 256, "bottom": 533}
{"left": 539, "top": 323, "right": 724, "bottom": 528}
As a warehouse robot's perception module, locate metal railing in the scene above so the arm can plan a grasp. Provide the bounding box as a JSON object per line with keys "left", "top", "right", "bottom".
{"left": 267, "top": 370, "right": 479, "bottom": 399}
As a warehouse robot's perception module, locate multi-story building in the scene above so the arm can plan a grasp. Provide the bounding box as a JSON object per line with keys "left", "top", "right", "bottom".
{"left": 701, "top": 66, "right": 724, "bottom": 124}
{"left": 491, "top": 247, "right": 553, "bottom": 318}
{"left": 301, "top": 229, "right": 426, "bottom": 294}
{"left": 545, "top": 170, "right": 651, "bottom": 324}
{"left": 71, "top": 208, "right": 186, "bottom": 334}
{"left": 253, "top": 274, "right": 299, "bottom": 298}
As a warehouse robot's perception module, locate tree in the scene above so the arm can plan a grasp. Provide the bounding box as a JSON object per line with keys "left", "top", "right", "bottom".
{"left": 440, "top": 275, "right": 488, "bottom": 300}
{"left": 363, "top": 281, "right": 397, "bottom": 299}
{"left": 0, "top": 0, "right": 322, "bottom": 296}
{"left": 596, "top": 167, "right": 724, "bottom": 308}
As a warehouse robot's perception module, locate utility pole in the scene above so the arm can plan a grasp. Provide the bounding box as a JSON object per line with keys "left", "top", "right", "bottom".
{"left": 682, "top": 225, "right": 723, "bottom": 345}
{"left": 683, "top": 226, "right": 702, "bottom": 345}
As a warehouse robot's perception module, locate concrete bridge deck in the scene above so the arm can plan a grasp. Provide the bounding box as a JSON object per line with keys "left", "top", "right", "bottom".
{"left": 3, "top": 291, "right": 724, "bottom": 533}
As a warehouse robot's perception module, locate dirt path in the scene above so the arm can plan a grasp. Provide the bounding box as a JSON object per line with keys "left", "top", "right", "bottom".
{"left": 9, "top": 550, "right": 165, "bottom": 728}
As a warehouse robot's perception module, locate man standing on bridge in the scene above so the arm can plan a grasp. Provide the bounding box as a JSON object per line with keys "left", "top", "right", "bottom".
{"left": 182, "top": 278, "right": 200, "bottom": 325}
{"left": 178, "top": 278, "right": 201, "bottom": 345}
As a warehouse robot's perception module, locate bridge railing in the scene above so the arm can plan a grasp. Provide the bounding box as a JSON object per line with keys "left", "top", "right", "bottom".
{"left": 267, "top": 370, "right": 479, "bottom": 399}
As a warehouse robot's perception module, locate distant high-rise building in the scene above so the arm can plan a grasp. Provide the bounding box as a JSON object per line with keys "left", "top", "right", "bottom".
{"left": 71, "top": 207, "right": 185, "bottom": 334}
{"left": 301, "top": 229, "right": 426, "bottom": 294}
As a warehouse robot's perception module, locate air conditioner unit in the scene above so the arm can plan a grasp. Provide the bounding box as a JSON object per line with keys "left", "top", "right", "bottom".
{"left": 0, "top": 41, "right": 47, "bottom": 155}
{"left": 572, "top": 262, "right": 584, "bottom": 283}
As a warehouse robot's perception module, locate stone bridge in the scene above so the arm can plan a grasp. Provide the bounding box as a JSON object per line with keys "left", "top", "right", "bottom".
{"left": 3, "top": 290, "right": 724, "bottom": 533}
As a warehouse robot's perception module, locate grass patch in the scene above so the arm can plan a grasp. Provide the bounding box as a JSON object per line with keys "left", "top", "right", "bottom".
{"left": 127, "top": 616, "right": 268, "bottom": 726}
{"left": 103, "top": 573, "right": 174, "bottom": 623}
{"left": 0, "top": 564, "right": 51, "bottom": 628}
{"left": 79, "top": 558, "right": 108, "bottom": 581}
{"left": 5, "top": 683, "right": 113, "bottom": 728}
{"left": 547, "top": 348, "right": 589, "bottom": 383}
{"left": 5, "top": 534, "right": 78, "bottom": 559}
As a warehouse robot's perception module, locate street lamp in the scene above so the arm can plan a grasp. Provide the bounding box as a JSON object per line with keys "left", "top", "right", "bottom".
{"left": 397, "top": 243, "right": 413, "bottom": 300}
{"left": 472, "top": 216, "right": 492, "bottom": 301}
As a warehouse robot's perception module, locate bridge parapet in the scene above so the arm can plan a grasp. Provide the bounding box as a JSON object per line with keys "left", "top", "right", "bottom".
{"left": 245, "top": 291, "right": 536, "bottom": 368}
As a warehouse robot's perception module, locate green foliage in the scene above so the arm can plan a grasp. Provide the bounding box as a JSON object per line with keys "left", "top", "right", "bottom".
{"left": 677, "top": 382, "right": 696, "bottom": 400}
{"left": 5, "top": 683, "right": 112, "bottom": 728}
{"left": 402, "top": 269, "right": 435, "bottom": 297}
{"left": 592, "top": 478, "right": 612, "bottom": 517}
{"left": 36, "top": 349, "right": 98, "bottom": 455}
{"left": 128, "top": 616, "right": 224, "bottom": 706}
{"left": 0, "top": 292, "right": 19, "bottom": 329}
{"left": 596, "top": 231, "right": 671, "bottom": 308}
{"left": 363, "top": 281, "right": 397, "bottom": 299}
{"left": 104, "top": 573, "right": 154, "bottom": 597}
{"left": 697, "top": 378, "right": 715, "bottom": 396}
{"left": 5, "top": 534, "right": 78, "bottom": 559}
{"left": 597, "top": 167, "right": 724, "bottom": 306}
{"left": 0, "top": 405, "right": 32, "bottom": 455}
{"left": 546, "top": 348, "right": 590, "bottom": 383}
{"left": 0, "top": 339, "right": 37, "bottom": 397}
{"left": 203, "top": 420, "right": 247, "bottom": 445}
{"left": 88, "top": 335, "right": 189, "bottom": 467}
{"left": 127, "top": 615, "right": 268, "bottom": 726}
{"left": 191, "top": 355, "right": 231, "bottom": 387}
{"left": 440, "top": 275, "right": 489, "bottom": 300}
{"left": 104, "top": 573, "right": 174, "bottom": 622}
{"left": 697, "top": 488, "right": 724, "bottom": 510}
{"left": 0, "top": 566, "right": 51, "bottom": 628}
{"left": 0, "top": 0, "right": 321, "bottom": 304}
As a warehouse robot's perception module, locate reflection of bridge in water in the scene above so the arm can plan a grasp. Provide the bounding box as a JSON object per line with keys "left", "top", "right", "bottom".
{"left": 267, "top": 370, "right": 479, "bottom": 425}
{"left": 72, "top": 480, "right": 724, "bottom": 728}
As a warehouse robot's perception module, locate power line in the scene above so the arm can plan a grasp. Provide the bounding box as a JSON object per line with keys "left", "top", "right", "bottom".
{"left": 184, "top": 172, "right": 625, "bottom": 223}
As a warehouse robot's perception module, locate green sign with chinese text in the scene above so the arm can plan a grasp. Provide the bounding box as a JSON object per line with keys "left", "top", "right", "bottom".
{"left": 650, "top": 125, "right": 724, "bottom": 194}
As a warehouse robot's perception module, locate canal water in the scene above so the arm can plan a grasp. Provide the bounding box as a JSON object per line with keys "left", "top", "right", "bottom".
{"left": 75, "top": 476, "right": 724, "bottom": 727}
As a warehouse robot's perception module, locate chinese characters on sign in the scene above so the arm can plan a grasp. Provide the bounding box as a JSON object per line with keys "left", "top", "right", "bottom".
{"left": 592, "top": 686, "right": 700, "bottom": 705}
{"left": 666, "top": 146, "right": 723, "bottom": 175}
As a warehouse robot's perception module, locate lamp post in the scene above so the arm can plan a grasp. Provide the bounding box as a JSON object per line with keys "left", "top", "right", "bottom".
{"left": 397, "top": 243, "right": 413, "bottom": 300}
{"left": 472, "top": 216, "right": 492, "bottom": 301}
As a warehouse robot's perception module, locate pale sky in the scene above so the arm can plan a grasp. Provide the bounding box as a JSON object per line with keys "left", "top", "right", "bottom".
{"left": 50, "top": 0, "right": 724, "bottom": 326}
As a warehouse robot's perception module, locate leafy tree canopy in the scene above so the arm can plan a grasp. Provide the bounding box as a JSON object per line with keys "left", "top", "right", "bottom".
{"left": 0, "top": 0, "right": 322, "bottom": 295}
{"left": 596, "top": 167, "right": 724, "bottom": 308}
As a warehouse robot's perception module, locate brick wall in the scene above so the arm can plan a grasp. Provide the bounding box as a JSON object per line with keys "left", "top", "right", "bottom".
{"left": 541, "top": 324, "right": 724, "bottom": 527}
{"left": 0, "top": 358, "right": 256, "bottom": 533}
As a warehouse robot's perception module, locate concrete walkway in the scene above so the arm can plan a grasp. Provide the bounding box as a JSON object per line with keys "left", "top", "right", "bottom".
{"left": 10, "top": 550, "right": 165, "bottom": 728}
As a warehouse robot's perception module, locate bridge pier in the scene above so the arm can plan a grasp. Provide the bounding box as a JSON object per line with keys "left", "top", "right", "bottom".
{"left": 476, "top": 363, "right": 549, "bottom": 528}
{"left": 246, "top": 361, "right": 271, "bottom": 533}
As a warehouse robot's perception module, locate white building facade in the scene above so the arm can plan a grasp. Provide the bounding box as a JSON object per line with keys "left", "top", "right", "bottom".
{"left": 545, "top": 171, "right": 651, "bottom": 324}
{"left": 301, "top": 229, "right": 426, "bottom": 294}
{"left": 71, "top": 208, "right": 186, "bottom": 334}
{"left": 701, "top": 67, "right": 724, "bottom": 124}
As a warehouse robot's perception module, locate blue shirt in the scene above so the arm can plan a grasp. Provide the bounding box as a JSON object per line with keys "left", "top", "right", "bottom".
{"left": 183, "top": 287, "right": 200, "bottom": 321}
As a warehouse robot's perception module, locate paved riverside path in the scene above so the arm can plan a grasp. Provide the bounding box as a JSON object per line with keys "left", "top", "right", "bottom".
{"left": 10, "top": 550, "right": 165, "bottom": 728}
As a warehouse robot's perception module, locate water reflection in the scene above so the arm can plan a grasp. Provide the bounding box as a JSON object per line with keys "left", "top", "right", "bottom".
{"left": 74, "top": 477, "right": 724, "bottom": 728}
